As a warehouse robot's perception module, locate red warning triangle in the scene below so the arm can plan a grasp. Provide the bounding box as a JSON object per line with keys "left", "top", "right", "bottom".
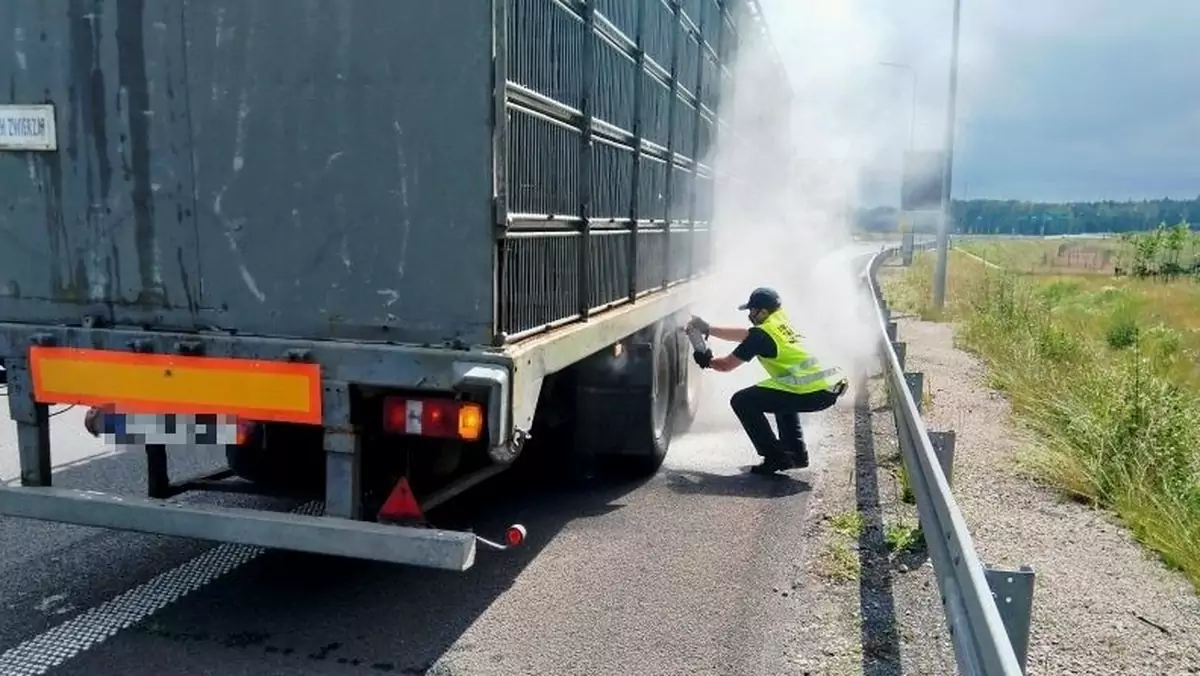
{"left": 378, "top": 477, "right": 425, "bottom": 524}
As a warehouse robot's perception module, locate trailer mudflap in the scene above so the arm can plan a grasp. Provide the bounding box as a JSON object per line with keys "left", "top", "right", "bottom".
{"left": 0, "top": 486, "right": 477, "bottom": 571}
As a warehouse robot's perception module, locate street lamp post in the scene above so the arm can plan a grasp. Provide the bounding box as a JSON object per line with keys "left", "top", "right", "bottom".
{"left": 932, "top": 0, "right": 963, "bottom": 310}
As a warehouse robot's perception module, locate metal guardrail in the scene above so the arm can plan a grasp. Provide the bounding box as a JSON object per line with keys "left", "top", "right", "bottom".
{"left": 863, "top": 244, "right": 1035, "bottom": 676}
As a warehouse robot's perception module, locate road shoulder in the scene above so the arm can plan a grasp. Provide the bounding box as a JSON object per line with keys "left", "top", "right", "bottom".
{"left": 768, "top": 376, "right": 956, "bottom": 675}
{"left": 895, "top": 313, "right": 1200, "bottom": 674}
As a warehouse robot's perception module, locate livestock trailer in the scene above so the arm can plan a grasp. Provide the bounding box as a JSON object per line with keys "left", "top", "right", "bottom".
{"left": 0, "top": 0, "right": 788, "bottom": 570}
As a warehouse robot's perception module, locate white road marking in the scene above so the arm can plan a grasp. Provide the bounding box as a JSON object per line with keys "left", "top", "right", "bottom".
{"left": 0, "top": 543, "right": 260, "bottom": 675}
{"left": 0, "top": 503, "right": 320, "bottom": 675}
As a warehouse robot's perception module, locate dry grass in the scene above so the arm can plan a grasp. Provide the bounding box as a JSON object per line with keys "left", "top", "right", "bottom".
{"left": 955, "top": 236, "right": 1123, "bottom": 275}
{"left": 882, "top": 240, "right": 1200, "bottom": 590}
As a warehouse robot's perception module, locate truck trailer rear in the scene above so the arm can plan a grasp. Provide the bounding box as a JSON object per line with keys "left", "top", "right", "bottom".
{"left": 0, "top": 0, "right": 787, "bottom": 570}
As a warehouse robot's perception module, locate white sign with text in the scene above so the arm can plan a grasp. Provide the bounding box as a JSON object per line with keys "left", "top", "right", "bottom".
{"left": 0, "top": 105, "right": 57, "bottom": 151}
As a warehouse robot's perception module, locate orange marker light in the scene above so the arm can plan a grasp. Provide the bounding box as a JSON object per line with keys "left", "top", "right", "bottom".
{"left": 458, "top": 403, "right": 484, "bottom": 442}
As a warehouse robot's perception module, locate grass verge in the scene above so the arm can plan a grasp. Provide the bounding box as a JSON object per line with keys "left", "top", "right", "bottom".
{"left": 820, "top": 509, "right": 864, "bottom": 582}
{"left": 882, "top": 244, "right": 1200, "bottom": 590}
{"left": 821, "top": 539, "right": 861, "bottom": 583}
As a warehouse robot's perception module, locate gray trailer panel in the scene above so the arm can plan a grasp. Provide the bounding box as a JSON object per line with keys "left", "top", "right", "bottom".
{"left": 0, "top": 1, "right": 497, "bottom": 346}
{"left": 184, "top": 1, "right": 497, "bottom": 345}
{"left": 0, "top": 0, "right": 204, "bottom": 330}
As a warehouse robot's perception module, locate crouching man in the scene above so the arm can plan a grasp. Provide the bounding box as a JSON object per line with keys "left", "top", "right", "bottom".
{"left": 688, "top": 286, "right": 848, "bottom": 475}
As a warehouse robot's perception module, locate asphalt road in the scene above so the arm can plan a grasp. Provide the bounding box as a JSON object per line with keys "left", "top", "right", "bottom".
{"left": 0, "top": 241, "right": 889, "bottom": 676}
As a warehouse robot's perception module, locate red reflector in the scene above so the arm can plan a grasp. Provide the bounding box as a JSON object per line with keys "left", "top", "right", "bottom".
{"left": 382, "top": 396, "right": 484, "bottom": 441}
{"left": 505, "top": 524, "right": 527, "bottom": 548}
{"left": 378, "top": 477, "right": 425, "bottom": 524}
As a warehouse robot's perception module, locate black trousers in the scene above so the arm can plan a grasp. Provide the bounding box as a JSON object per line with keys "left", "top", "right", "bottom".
{"left": 730, "top": 385, "right": 840, "bottom": 458}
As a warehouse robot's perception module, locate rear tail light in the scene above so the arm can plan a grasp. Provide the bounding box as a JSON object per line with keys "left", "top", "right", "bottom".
{"left": 383, "top": 397, "right": 484, "bottom": 441}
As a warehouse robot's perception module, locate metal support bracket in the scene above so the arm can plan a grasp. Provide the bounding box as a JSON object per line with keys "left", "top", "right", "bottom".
{"left": 985, "top": 565, "right": 1036, "bottom": 674}
{"left": 929, "top": 430, "right": 956, "bottom": 486}
{"left": 146, "top": 445, "right": 171, "bottom": 499}
{"left": 892, "top": 341, "right": 907, "bottom": 370}
{"left": 904, "top": 372, "right": 924, "bottom": 413}
{"left": 5, "top": 359, "right": 51, "bottom": 487}
{"left": 886, "top": 320, "right": 898, "bottom": 342}
{"left": 322, "top": 381, "right": 361, "bottom": 520}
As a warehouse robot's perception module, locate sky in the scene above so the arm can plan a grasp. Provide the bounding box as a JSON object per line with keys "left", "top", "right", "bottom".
{"left": 754, "top": 0, "right": 1200, "bottom": 205}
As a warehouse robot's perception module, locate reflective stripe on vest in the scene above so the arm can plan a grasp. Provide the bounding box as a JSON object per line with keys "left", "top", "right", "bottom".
{"left": 773, "top": 358, "right": 842, "bottom": 388}
{"left": 754, "top": 310, "right": 841, "bottom": 394}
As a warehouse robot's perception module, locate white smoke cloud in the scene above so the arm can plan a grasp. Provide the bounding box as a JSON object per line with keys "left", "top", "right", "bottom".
{"left": 684, "top": 0, "right": 985, "bottom": 428}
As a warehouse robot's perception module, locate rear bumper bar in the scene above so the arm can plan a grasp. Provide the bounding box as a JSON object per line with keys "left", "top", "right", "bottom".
{"left": 0, "top": 486, "right": 477, "bottom": 571}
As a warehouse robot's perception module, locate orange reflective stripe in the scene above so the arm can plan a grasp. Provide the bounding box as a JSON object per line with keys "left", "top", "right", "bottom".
{"left": 29, "top": 346, "right": 323, "bottom": 425}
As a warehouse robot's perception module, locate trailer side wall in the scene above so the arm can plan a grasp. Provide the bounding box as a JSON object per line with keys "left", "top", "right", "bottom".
{"left": 496, "top": 0, "right": 739, "bottom": 342}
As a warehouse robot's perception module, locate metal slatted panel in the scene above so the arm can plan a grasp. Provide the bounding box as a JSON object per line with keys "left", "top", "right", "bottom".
{"left": 498, "top": 0, "right": 753, "bottom": 340}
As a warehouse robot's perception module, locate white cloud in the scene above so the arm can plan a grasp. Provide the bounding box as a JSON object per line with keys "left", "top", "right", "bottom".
{"left": 756, "top": 0, "right": 1200, "bottom": 201}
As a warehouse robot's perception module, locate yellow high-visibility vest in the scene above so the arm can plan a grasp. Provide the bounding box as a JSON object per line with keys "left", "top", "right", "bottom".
{"left": 754, "top": 310, "right": 842, "bottom": 394}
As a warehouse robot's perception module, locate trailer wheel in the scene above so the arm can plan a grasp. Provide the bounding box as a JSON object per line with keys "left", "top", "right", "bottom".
{"left": 672, "top": 326, "right": 703, "bottom": 435}
{"left": 559, "top": 320, "right": 677, "bottom": 481}
{"left": 605, "top": 323, "right": 675, "bottom": 478}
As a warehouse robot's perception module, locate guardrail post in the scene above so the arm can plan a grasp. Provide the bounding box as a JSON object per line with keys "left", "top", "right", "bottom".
{"left": 904, "top": 372, "right": 924, "bottom": 412}
{"left": 886, "top": 321, "right": 898, "bottom": 342}
{"left": 928, "top": 430, "right": 955, "bottom": 485}
{"left": 985, "top": 564, "right": 1036, "bottom": 674}
{"left": 892, "top": 341, "right": 906, "bottom": 370}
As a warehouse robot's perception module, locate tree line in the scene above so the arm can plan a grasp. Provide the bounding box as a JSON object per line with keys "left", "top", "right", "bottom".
{"left": 854, "top": 197, "right": 1200, "bottom": 235}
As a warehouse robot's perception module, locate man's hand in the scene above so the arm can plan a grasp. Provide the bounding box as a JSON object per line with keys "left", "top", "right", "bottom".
{"left": 687, "top": 316, "right": 711, "bottom": 337}
{"left": 693, "top": 348, "right": 714, "bottom": 369}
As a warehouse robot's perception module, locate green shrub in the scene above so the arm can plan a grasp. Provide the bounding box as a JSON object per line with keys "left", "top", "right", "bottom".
{"left": 884, "top": 255, "right": 1200, "bottom": 589}
{"left": 1106, "top": 309, "right": 1140, "bottom": 350}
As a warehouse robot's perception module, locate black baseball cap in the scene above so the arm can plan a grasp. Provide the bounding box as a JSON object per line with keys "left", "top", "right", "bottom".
{"left": 738, "top": 286, "right": 781, "bottom": 311}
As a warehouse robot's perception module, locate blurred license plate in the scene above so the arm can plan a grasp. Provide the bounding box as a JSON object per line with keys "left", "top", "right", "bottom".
{"left": 104, "top": 413, "right": 239, "bottom": 446}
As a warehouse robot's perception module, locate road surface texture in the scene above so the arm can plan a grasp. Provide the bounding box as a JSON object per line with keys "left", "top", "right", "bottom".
{"left": 873, "top": 262, "right": 1200, "bottom": 675}
{"left": 0, "top": 244, "right": 922, "bottom": 676}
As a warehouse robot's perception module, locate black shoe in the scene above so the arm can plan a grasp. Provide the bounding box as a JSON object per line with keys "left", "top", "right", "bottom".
{"left": 792, "top": 441, "right": 810, "bottom": 468}
{"left": 749, "top": 454, "right": 790, "bottom": 475}
{"left": 777, "top": 444, "right": 809, "bottom": 469}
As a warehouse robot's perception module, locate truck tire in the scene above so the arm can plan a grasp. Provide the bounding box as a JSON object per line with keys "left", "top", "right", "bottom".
{"left": 572, "top": 320, "right": 675, "bottom": 478}
{"left": 672, "top": 325, "right": 703, "bottom": 435}
{"left": 620, "top": 323, "right": 676, "bottom": 476}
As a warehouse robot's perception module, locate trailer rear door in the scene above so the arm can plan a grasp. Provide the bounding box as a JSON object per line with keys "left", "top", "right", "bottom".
{"left": 0, "top": 1, "right": 497, "bottom": 346}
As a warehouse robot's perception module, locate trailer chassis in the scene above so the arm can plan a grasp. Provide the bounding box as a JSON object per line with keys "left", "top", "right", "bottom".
{"left": 0, "top": 284, "right": 696, "bottom": 570}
